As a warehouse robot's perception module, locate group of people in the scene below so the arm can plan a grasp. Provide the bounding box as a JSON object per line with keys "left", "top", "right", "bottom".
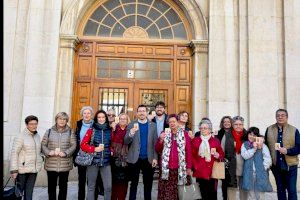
{"left": 9, "top": 101, "right": 299, "bottom": 200}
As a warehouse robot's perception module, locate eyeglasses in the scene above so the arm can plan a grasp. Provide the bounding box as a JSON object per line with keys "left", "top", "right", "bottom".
{"left": 200, "top": 127, "right": 210, "bottom": 130}
{"left": 28, "top": 123, "right": 38, "bottom": 126}
{"left": 276, "top": 114, "right": 287, "bottom": 118}
{"left": 107, "top": 114, "right": 115, "bottom": 117}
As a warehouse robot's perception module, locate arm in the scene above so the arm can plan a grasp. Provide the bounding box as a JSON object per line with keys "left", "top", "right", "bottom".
{"left": 64, "top": 131, "right": 77, "bottom": 157}
{"left": 262, "top": 144, "right": 272, "bottom": 170}
{"left": 216, "top": 140, "right": 225, "bottom": 161}
{"left": 286, "top": 129, "right": 300, "bottom": 156}
{"left": 185, "top": 133, "right": 192, "bottom": 169}
{"left": 10, "top": 136, "right": 23, "bottom": 173}
{"left": 41, "top": 129, "right": 51, "bottom": 156}
{"left": 241, "top": 143, "right": 256, "bottom": 160}
{"left": 264, "top": 128, "right": 269, "bottom": 147}
{"left": 152, "top": 125, "right": 158, "bottom": 160}
{"left": 155, "top": 138, "right": 164, "bottom": 154}
{"left": 80, "top": 129, "right": 95, "bottom": 153}
{"left": 124, "top": 123, "right": 134, "bottom": 145}
{"left": 221, "top": 135, "right": 226, "bottom": 152}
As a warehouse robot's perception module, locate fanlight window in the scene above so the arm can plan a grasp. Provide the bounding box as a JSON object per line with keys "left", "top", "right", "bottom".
{"left": 83, "top": 0, "right": 188, "bottom": 40}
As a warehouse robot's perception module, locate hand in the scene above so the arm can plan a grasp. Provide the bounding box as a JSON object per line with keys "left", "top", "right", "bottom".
{"left": 95, "top": 145, "right": 104, "bottom": 152}
{"left": 187, "top": 169, "right": 192, "bottom": 176}
{"left": 11, "top": 173, "right": 18, "bottom": 180}
{"left": 188, "top": 131, "right": 194, "bottom": 139}
{"left": 130, "top": 127, "right": 137, "bottom": 135}
{"left": 213, "top": 152, "right": 220, "bottom": 159}
{"left": 49, "top": 150, "right": 55, "bottom": 156}
{"left": 152, "top": 159, "right": 158, "bottom": 168}
{"left": 279, "top": 147, "right": 287, "bottom": 155}
{"left": 253, "top": 142, "right": 258, "bottom": 150}
{"left": 111, "top": 122, "right": 116, "bottom": 131}
{"left": 159, "top": 132, "right": 166, "bottom": 141}
{"left": 58, "top": 152, "right": 66, "bottom": 157}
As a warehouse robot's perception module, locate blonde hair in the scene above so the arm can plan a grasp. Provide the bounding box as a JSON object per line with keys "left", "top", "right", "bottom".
{"left": 119, "top": 113, "right": 131, "bottom": 124}
{"left": 55, "top": 112, "right": 69, "bottom": 123}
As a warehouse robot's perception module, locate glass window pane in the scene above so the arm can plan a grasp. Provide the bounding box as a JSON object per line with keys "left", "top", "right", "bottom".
{"left": 153, "top": 0, "right": 169, "bottom": 13}
{"left": 110, "top": 60, "right": 122, "bottom": 69}
{"left": 112, "top": 7, "right": 126, "bottom": 19}
{"left": 137, "top": 4, "right": 149, "bottom": 15}
{"left": 111, "top": 70, "right": 122, "bottom": 78}
{"left": 160, "top": 71, "right": 171, "bottom": 80}
{"left": 90, "top": 6, "right": 107, "bottom": 22}
{"left": 148, "top": 61, "right": 158, "bottom": 70}
{"left": 112, "top": 23, "right": 126, "bottom": 37}
{"left": 146, "top": 24, "right": 160, "bottom": 38}
{"left": 124, "top": 60, "right": 134, "bottom": 69}
{"left": 161, "top": 28, "right": 173, "bottom": 39}
{"left": 160, "top": 61, "right": 171, "bottom": 71}
{"left": 98, "top": 59, "right": 109, "bottom": 68}
{"left": 147, "top": 8, "right": 160, "bottom": 21}
{"left": 103, "top": 0, "right": 120, "bottom": 10}
{"left": 102, "top": 14, "right": 117, "bottom": 27}
{"left": 121, "top": 0, "right": 135, "bottom": 3}
{"left": 120, "top": 16, "right": 135, "bottom": 28}
{"left": 138, "top": 0, "right": 152, "bottom": 5}
{"left": 135, "top": 60, "right": 146, "bottom": 69}
{"left": 98, "top": 69, "right": 109, "bottom": 78}
{"left": 156, "top": 17, "right": 169, "bottom": 29}
{"left": 165, "top": 9, "right": 181, "bottom": 25}
{"left": 135, "top": 70, "right": 147, "bottom": 79}
{"left": 98, "top": 26, "right": 111, "bottom": 36}
{"left": 124, "top": 4, "right": 135, "bottom": 15}
{"left": 173, "top": 23, "right": 187, "bottom": 39}
{"left": 83, "top": 20, "right": 98, "bottom": 35}
{"left": 137, "top": 16, "right": 152, "bottom": 29}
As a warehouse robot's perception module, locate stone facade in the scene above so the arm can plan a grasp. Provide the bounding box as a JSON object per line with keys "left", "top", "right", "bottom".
{"left": 4, "top": 0, "right": 300, "bottom": 187}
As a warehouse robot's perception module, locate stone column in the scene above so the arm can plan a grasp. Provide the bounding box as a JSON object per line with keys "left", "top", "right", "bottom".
{"left": 54, "top": 34, "right": 80, "bottom": 117}
{"left": 190, "top": 40, "right": 208, "bottom": 131}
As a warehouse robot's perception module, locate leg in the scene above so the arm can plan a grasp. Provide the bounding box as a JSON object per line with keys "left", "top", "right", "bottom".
{"left": 23, "top": 173, "right": 37, "bottom": 200}
{"left": 248, "top": 190, "right": 256, "bottom": 200}
{"left": 221, "top": 179, "right": 228, "bottom": 200}
{"left": 141, "top": 159, "right": 154, "bottom": 200}
{"left": 78, "top": 165, "right": 87, "bottom": 200}
{"left": 16, "top": 174, "right": 26, "bottom": 197}
{"left": 227, "top": 187, "right": 237, "bottom": 200}
{"left": 128, "top": 161, "right": 141, "bottom": 200}
{"left": 286, "top": 165, "right": 298, "bottom": 200}
{"left": 58, "top": 171, "right": 69, "bottom": 200}
{"left": 271, "top": 166, "right": 288, "bottom": 200}
{"left": 47, "top": 171, "right": 59, "bottom": 200}
{"left": 99, "top": 165, "right": 112, "bottom": 200}
{"left": 238, "top": 176, "right": 248, "bottom": 200}
{"left": 86, "top": 165, "right": 100, "bottom": 200}
{"left": 208, "top": 179, "right": 217, "bottom": 200}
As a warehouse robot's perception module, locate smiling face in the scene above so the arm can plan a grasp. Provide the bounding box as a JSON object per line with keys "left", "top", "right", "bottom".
{"left": 200, "top": 123, "right": 211, "bottom": 136}
{"left": 26, "top": 120, "right": 38, "bottom": 132}
{"left": 223, "top": 118, "right": 232, "bottom": 129}
{"left": 56, "top": 117, "right": 67, "bottom": 128}
{"left": 137, "top": 106, "right": 147, "bottom": 120}
{"left": 82, "top": 109, "right": 92, "bottom": 122}
{"left": 97, "top": 112, "right": 106, "bottom": 124}
{"left": 168, "top": 117, "right": 178, "bottom": 131}
{"left": 248, "top": 132, "right": 256, "bottom": 142}
{"left": 119, "top": 114, "right": 128, "bottom": 126}
{"left": 233, "top": 120, "right": 244, "bottom": 132}
{"left": 276, "top": 111, "right": 288, "bottom": 126}
{"left": 155, "top": 105, "right": 165, "bottom": 116}
{"left": 179, "top": 112, "right": 188, "bottom": 123}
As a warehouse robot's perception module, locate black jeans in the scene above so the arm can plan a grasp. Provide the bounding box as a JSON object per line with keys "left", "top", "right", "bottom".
{"left": 128, "top": 158, "right": 154, "bottom": 200}
{"left": 196, "top": 178, "right": 217, "bottom": 200}
{"left": 77, "top": 165, "right": 87, "bottom": 200}
{"left": 17, "top": 173, "right": 37, "bottom": 200}
{"left": 47, "top": 171, "right": 69, "bottom": 200}
{"left": 221, "top": 179, "right": 227, "bottom": 200}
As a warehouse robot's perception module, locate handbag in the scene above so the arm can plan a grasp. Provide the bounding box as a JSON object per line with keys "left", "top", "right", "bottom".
{"left": 211, "top": 161, "right": 225, "bottom": 179}
{"left": 75, "top": 129, "right": 96, "bottom": 166}
{"left": 178, "top": 176, "right": 201, "bottom": 200}
{"left": 3, "top": 177, "right": 23, "bottom": 200}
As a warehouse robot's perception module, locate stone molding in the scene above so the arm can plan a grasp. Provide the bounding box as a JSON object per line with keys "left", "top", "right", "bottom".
{"left": 190, "top": 40, "right": 209, "bottom": 54}
{"left": 60, "top": 34, "right": 80, "bottom": 50}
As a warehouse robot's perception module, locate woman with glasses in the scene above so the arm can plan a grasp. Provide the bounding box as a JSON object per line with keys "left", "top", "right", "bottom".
{"left": 192, "top": 119, "right": 224, "bottom": 200}
{"left": 221, "top": 116, "right": 248, "bottom": 200}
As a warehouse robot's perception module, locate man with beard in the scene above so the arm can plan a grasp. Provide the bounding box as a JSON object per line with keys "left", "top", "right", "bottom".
{"left": 152, "top": 101, "right": 169, "bottom": 137}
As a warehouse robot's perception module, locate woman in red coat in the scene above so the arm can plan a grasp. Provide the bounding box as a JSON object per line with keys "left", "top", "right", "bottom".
{"left": 192, "top": 119, "right": 224, "bottom": 200}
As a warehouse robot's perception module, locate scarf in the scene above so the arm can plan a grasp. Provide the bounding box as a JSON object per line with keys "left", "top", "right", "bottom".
{"left": 161, "top": 128, "right": 187, "bottom": 185}
{"left": 199, "top": 134, "right": 212, "bottom": 162}
{"left": 93, "top": 122, "right": 108, "bottom": 130}
{"left": 232, "top": 129, "right": 244, "bottom": 154}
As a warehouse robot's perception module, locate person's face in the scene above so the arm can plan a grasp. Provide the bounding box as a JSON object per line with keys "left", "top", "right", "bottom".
{"left": 97, "top": 113, "right": 106, "bottom": 124}
{"left": 200, "top": 124, "right": 211, "bottom": 136}
{"left": 137, "top": 107, "right": 147, "bottom": 120}
{"left": 168, "top": 117, "right": 178, "bottom": 130}
{"left": 56, "top": 117, "right": 67, "bottom": 128}
{"left": 276, "top": 111, "right": 288, "bottom": 125}
{"left": 233, "top": 120, "right": 244, "bottom": 132}
{"left": 155, "top": 105, "right": 165, "bottom": 116}
{"left": 223, "top": 118, "right": 232, "bottom": 129}
{"left": 119, "top": 115, "right": 128, "bottom": 126}
{"left": 179, "top": 113, "right": 188, "bottom": 123}
{"left": 107, "top": 111, "right": 116, "bottom": 122}
{"left": 248, "top": 132, "right": 256, "bottom": 142}
{"left": 82, "top": 109, "right": 92, "bottom": 122}
{"left": 26, "top": 120, "right": 38, "bottom": 132}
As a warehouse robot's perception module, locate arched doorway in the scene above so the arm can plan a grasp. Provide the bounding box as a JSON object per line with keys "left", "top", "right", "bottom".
{"left": 72, "top": 0, "right": 194, "bottom": 126}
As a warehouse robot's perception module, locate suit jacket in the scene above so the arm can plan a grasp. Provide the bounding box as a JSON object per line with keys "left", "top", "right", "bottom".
{"left": 124, "top": 120, "right": 158, "bottom": 164}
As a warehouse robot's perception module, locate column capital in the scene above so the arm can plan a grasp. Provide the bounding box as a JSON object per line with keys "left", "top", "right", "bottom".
{"left": 190, "top": 40, "right": 209, "bottom": 54}
{"left": 60, "top": 34, "right": 80, "bottom": 50}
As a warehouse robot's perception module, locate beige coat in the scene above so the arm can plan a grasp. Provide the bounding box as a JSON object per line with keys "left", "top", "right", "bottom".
{"left": 10, "top": 128, "right": 43, "bottom": 174}
{"left": 41, "top": 125, "right": 76, "bottom": 172}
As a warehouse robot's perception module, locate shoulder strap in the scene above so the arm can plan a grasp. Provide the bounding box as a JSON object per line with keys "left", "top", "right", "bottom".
{"left": 47, "top": 129, "right": 51, "bottom": 146}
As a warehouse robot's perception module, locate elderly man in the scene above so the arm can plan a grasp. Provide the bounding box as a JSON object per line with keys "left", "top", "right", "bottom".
{"left": 265, "top": 109, "right": 300, "bottom": 200}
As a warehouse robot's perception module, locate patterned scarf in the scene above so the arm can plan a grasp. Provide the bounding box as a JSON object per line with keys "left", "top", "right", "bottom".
{"left": 199, "top": 134, "right": 212, "bottom": 162}
{"left": 161, "top": 128, "right": 187, "bottom": 185}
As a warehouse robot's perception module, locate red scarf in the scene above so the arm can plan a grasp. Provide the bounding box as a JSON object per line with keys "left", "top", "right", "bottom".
{"left": 231, "top": 129, "right": 244, "bottom": 154}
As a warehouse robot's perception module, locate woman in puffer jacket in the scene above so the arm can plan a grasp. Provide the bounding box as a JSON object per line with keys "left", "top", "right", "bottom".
{"left": 81, "top": 110, "right": 112, "bottom": 200}
{"left": 10, "top": 115, "right": 43, "bottom": 200}
{"left": 41, "top": 112, "right": 76, "bottom": 200}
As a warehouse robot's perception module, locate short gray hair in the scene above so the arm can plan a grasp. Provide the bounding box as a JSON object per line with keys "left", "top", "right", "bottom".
{"left": 55, "top": 112, "right": 69, "bottom": 122}
{"left": 199, "top": 119, "right": 212, "bottom": 130}
{"left": 80, "top": 106, "right": 94, "bottom": 117}
{"left": 232, "top": 116, "right": 244, "bottom": 123}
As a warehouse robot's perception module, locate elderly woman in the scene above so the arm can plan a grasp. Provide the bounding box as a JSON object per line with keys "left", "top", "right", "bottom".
{"left": 111, "top": 113, "right": 131, "bottom": 200}
{"left": 192, "top": 119, "right": 224, "bottom": 200}
{"left": 41, "top": 112, "right": 76, "bottom": 200}
{"left": 155, "top": 114, "right": 192, "bottom": 200}
{"left": 177, "top": 111, "right": 191, "bottom": 131}
{"left": 221, "top": 116, "right": 248, "bottom": 200}
{"left": 73, "top": 106, "right": 94, "bottom": 200}
{"left": 10, "top": 115, "right": 43, "bottom": 200}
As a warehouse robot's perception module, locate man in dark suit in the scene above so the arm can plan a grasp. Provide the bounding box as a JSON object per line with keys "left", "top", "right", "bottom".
{"left": 124, "top": 104, "right": 158, "bottom": 200}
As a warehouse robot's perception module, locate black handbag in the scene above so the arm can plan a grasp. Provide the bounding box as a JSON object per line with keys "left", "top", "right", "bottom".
{"left": 75, "top": 129, "right": 96, "bottom": 166}
{"left": 3, "top": 177, "right": 22, "bottom": 200}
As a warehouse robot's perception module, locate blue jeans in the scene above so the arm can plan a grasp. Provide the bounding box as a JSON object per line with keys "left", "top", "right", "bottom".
{"left": 271, "top": 165, "right": 298, "bottom": 200}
